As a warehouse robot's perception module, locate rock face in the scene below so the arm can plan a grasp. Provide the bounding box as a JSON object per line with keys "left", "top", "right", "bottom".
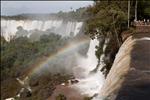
{"left": 99, "top": 33, "right": 150, "bottom": 100}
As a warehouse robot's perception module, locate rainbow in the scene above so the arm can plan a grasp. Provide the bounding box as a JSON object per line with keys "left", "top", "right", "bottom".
{"left": 27, "top": 38, "right": 90, "bottom": 77}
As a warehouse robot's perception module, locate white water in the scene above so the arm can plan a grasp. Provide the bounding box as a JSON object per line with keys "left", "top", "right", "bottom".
{"left": 92, "top": 38, "right": 110, "bottom": 100}
{"left": 1, "top": 19, "right": 83, "bottom": 41}
{"left": 72, "top": 38, "right": 108, "bottom": 97}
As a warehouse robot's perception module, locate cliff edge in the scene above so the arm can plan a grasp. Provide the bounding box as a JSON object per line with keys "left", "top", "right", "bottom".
{"left": 99, "top": 33, "right": 150, "bottom": 100}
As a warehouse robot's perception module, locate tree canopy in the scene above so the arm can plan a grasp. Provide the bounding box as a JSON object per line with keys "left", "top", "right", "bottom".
{"left": 85, "top": 0, "right": 150, "bottom": 39}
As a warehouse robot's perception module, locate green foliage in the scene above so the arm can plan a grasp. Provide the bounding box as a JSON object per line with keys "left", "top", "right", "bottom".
{"left": 144, "top": 7, "right": 150, "bottom": 15}
{"left": 1, "top": 34, "right": 73, "bottom": 99}
{"left": 85, "top": 2, "right": 127, "bottom": 38}
{"left": 56, "top": 94, "right": 67, "bottom": 100}
{"left": 137, "top": 0, "right": 150, "bottom": 19}
{"left": 1, "top": 33, "right": 69, "bottom": 81}
{"left": 95, "top": 38, "right": 105, "bottom": 61}
{"left": 85, "top": 1, "right": 128, "bottom": 64}
{"left": 85, "top": 0, "right": 150, "bottom": 38}
{"left": 85, "top": 0, "right": 150, "bottom": 77}
{"left": 85, "top": 1, "right": 129, "bottom": 76}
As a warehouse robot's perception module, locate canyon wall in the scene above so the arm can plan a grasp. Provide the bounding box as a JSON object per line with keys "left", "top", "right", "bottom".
{"left": 99, "top": 33, "right": 150, "bottom": 100}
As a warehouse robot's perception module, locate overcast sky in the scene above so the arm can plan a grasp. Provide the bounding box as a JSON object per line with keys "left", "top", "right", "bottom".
{"left": 1, "top": 1, "right": 93, "bottom": 15}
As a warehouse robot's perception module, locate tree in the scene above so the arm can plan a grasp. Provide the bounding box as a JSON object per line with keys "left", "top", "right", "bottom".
{"left": 128, "top": 0, "right": 130, "bottom": 28}
{"left": 135, "top": 0, "right": 138, "bottom": 21}
{"left": 85, "top": 1, "right": 128, "bottom": 76}
{"left": 138, "top": 0, "right": 150, "bottom": 19}
{"left": 86, "top": 3, "right": 127, "bottom": 47}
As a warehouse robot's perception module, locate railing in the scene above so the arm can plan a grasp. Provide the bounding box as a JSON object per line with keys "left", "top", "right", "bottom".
{"left": 132, "top": 20, "right": 150, "bottom": 26}
{"left": 132, "top": 20, "right": 150, "bottom": 33}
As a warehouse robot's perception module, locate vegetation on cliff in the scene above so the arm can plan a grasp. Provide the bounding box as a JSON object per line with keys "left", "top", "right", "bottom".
{"left": 85, "top": 0, "right": 150, "bottom": 76}
{"left": 1, "top": 34, "right": 74, "bottom": 99}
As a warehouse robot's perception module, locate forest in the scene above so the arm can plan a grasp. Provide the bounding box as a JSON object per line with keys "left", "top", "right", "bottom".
{"left": 1, "top": 33, "right": 75, "bottom": 99}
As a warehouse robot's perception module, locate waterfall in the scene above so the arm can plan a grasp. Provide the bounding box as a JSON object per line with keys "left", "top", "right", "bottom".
{"left": 72, "top": 38, "right": 109, "bottom": 97}
{"left": 1, "top": 19, "right": 83, "bottom": 41}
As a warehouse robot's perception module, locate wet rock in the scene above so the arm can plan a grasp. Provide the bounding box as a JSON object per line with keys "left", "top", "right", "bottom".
{"left": 30, "top": 79, "right": 39, "bottom": 87}
{"left": 20, "top": 89, "right": 32, "bottom": 98}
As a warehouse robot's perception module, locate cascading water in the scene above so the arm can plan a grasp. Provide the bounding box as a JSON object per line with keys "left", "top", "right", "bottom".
{"left": 72, "top": 38, "right": 109, "bottom": 98}
{"left": 1, "top": 19, "right": 83, "bottom": 41}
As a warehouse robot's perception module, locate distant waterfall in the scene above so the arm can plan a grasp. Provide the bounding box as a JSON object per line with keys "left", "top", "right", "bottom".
{"left": 1, "top": 19, "right": 83, "bottom": 41}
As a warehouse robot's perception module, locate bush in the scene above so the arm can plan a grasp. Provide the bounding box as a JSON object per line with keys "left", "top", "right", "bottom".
{"left": 56, "top": 94, "right": 67, "bottom": 100}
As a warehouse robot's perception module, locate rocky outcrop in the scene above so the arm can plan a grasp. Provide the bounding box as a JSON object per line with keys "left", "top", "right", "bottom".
{"left": 99, "top": 33, "right": 150, "bottom": 100}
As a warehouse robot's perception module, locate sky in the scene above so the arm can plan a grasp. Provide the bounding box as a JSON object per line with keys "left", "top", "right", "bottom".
{"left": 1, "top": 1, "right": 93, "bottom": 15}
